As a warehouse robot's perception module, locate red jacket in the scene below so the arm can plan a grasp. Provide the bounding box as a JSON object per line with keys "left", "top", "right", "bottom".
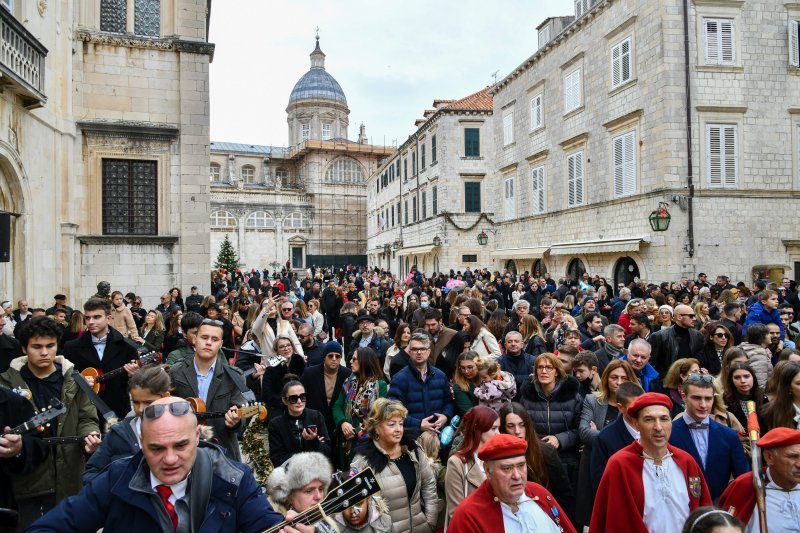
{"left": 719, "top": 472, "right": 758, "bottom": 525}
{"left": 590, "top": 441, "right": 712, "bottom": 533}
{"left": 448, "top": 479, "right": 576, "bottom": 533}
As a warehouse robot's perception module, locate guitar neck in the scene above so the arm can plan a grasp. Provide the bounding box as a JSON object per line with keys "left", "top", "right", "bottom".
{"left": 97, "top": 354, "right": 158, "bottom": 382}
{"left": 43, "top": 436, "right": 86, "bottom": 445}
{"left": 265, "top": 504, "right": 326, "bottom": 533}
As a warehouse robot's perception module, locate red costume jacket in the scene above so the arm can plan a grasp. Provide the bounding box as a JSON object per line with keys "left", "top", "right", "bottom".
{"left": 719, "top": 472, "right": 758, "bottom": 524}
{"left": 590, "top": 441, "right": 712, "bottom": 533}
{"left": 448, "top": 479, "right": 576, "bottom": 533}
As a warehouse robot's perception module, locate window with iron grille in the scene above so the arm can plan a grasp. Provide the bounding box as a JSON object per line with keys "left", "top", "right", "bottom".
{"left": 102, "top": 159, "right": 157, "bottom": 235}
{"left": 100, "top": 0, "right": 127, "bottom": 33}
{"left": 462, "top": 254, "right": 478, "bottom": 263}
{"left": 134, "top": 0, "right": 160, "bottom": 37}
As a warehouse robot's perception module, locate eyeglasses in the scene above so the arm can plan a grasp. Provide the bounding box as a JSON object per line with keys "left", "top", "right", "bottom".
{"left": 285, "top": 393, "right": 307, "bottom": 404}
{"left": 326, "top": 353, "right": 342, "bottom": 359}
{"left": 143, "top": 401, "right": 193, "bottom": 420}
{"left": 677, "top": 313, "right": 696, "bottom": 318}
{"left": 713, "top": 333, "right": 729, "bottom": 338}
{"left": 281, "top": 307, "right": 294, "bottom": 312}
{"left": 277, "top": 344, "right": 293, "bottom": 350}
{"left": 408, "top": 347, "right": 430, "bottom": 353}
{"left": 537, "top": 365, "right": 555, "bottom": 372}
{"left": 686, "top": 373, "right": 713, "bottom": 384}
{"left": 201, "top": 319, "right": 223, "bottom": 326}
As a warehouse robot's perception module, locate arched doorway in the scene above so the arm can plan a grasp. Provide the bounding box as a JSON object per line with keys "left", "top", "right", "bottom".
{"left": 566, "top": 258, "right": 586, "bottom": 282}
{"left": 614, "top": 257, "right": 640, "bottom": 288}
{"left": 532, "top": 259, "right": 547, "bottom": 278}
{"left": 505, "top": 260, "right": 518, "bottom": 276}
{"left": 0, "top": 157, "right": 26, "bottom": 302}
{"left": 433, "top": 254, "right": 440, "bottom": 276}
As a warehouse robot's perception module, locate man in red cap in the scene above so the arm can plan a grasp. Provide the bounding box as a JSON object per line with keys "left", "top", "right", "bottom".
{"left": 720, "top": 427, "right": 800, "bottom": 532}
{"left": 448, "top": 433, "right": 576, "bottom": 532}
{"left": 591, "top": 392, "right": 711, "bottom": 532}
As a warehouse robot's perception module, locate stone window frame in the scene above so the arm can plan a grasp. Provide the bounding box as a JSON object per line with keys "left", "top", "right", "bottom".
{"left": 210, "top": 162, "right": 221, "bottom": 182}
{"left": 605, "top": 15, "right": 638, "bottom": 94}
{"left": 240, "top": 165, "right": 256, "bottom": 185}
{"left": 788, "top": 4, "right": 800, "bottom": 72}
{"left": 503, "top": 110, "right": 515, "bottom": 147}
{"left": 99, "top": 0, "right": 165, "bottom": 37}
{"left": 612, "top": 130, "right": 637, "bottom": 198}
{"left": 610, "top": 37, "right": 633, "bottom": 89}
{"left": 463, "top": 174, "right": 484, "bottom": 213}
{"left": 693, "top": 0, "right": 744, "bottom": 72}
{"left": 463, "top": 126, "right": 481, "bottom": 158}
{"left": 283, "top": 212, "right": 309, "bottom": 229}
{"left": 421, "top": 187, "right": 428, "bottom": 219}
{"left": 531, "top": 164, "right": 546, "bottom": 215}
{"left": 503, "top": 171, "right": 516, "bottom": 221}
{"left": 321, "top": 122, "right": 332, "bottom": 141}
{"left": 245, "top": 211, "right": 275, "bottom": 229}
{"left": 697, "top": 106, "right": 745, "bottom": 189}
{"left": 211, "top": 210, "right": 237, "bottom": 228}
{"left": 530, "top": 92, "right": 544, "bottom": 132}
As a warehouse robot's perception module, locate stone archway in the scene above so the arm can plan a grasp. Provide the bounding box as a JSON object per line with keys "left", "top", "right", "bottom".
{"left": 614, "top": 256, "right": 641, "bottom": 288}
{"left": 0, "top": 149, "right": 28, "bottom": 303}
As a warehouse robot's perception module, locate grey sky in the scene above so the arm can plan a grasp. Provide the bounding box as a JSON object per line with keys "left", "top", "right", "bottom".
{"left": 209, "top": 0, "right": 567, "bottom": 149}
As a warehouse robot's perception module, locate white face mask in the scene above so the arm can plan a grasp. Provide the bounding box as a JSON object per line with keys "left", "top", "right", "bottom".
{"left": 420, "top": 302, "right": 429, "bottom": 309}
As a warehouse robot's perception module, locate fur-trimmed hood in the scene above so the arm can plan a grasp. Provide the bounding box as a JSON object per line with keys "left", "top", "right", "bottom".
{"left": 9, "top": 354, "right": 74, "bottom": 375}
{"left": 522, "top": 374, "right": 581, "bottom": 402}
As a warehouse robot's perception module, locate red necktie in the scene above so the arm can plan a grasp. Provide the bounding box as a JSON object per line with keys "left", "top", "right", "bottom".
{"left": 155, "top": 484, "right": 178, "bottom": 531}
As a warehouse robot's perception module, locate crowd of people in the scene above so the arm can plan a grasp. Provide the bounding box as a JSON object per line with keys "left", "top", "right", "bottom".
{"left": 1, "top": 264, "right": 800, "bottom": 532}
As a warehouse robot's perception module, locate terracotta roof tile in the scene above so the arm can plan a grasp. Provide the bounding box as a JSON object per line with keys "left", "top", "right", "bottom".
{"left": 442, "top": 86, "right": 494, "bottom": 111}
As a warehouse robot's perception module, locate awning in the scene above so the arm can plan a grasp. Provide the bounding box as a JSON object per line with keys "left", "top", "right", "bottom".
{"left": 490, "top": 246, "right": 550, "bottom": 259}
{"left": 398, "top": 244, "right": 437, "bottom": 256}
{"left": 549, "top": 236, "right": 651, "bottom": 256}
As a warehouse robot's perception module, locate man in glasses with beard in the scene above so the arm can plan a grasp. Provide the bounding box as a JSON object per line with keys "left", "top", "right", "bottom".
{"left": 28, "top": 397, "right": 286, "bottom": 532}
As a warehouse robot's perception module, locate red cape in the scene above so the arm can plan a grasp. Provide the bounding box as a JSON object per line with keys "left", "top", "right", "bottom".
{"left": 590, "top": 441, "right": 712, "bottom": 533}
{"left": 719, "top": 472, "right": 757, "bottom": 524}
{"left": 448, "top": 479, "right": 576, "bottom": 533}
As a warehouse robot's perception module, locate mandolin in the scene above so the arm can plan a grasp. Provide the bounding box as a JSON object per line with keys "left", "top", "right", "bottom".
{"left": 81, "top": 351, "right": 162, "bottom": 394}
{"left": 186, "top": 397, "right": 267, "bottom": 425}
{"left": 263, "top": 468, "right": 380, "bottom": 533}
{"left": 2, "top": 400, "right": 66, "bottom": 437}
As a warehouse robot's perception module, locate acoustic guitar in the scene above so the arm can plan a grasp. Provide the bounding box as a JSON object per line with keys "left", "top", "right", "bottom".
{"left": 186, "top": 397, "right": 267, "bottom": 426}
{"left": 81, "top": 351, "right": 162, "bottom": 394}
{"left": 3, "top": 400, "right": 66, "bottom": 437}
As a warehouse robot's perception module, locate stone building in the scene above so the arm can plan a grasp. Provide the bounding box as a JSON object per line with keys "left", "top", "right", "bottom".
{"left": 0, "top": 0, "right": 211, "bottom": 308}
{"left": 366, "top": 87, "right": 494, "bottom": 276}
{"left": 210, "top": 37, "right": 391, "bottom": 272}
{"left": 483, "top": 0, "right": 800, "bottom": 285}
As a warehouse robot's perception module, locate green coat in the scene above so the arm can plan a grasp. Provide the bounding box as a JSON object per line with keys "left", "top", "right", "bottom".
{"left": 166, "top": 345, "right": 193, "bottom": 365}
{"left": 332, "top": 376, "right": 387, "bottom": 467}
{"left": 453, "top": 382, "right": 478, "bottom": 417}
{"left": 0, "top": 355, "right": 100, "bottom": 502}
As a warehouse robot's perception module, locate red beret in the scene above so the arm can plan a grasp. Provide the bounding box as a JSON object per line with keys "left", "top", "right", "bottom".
{"left": 758, "top": 428, "right": 800, "bottom": 449}
{"left": 627, "top": 392, "right": 674, "bottom": 418}
{"left": 477, "top": 434, "right": 528, "bottom": 462}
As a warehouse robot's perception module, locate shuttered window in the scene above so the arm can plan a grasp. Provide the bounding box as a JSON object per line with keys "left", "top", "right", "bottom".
{"left": 611, "top": 37, "right": 632, "bottom": 88}
{"left": 465, "top": 182, "right": 481, "bottom": 213}
{"left": 531, "top": 166, "right": 545, "bottom": 214}
{"left": 567, "top": 151, "right": 584, "bottom": 207}
{"left": 503, "top": 112, "right": 514, "bottom": 146}
{"left": 530, "top": 93, "right": 543, "bottom": 130}
{"left": 465, "top": 128, "right": 480, "bottom": 157}
{"left": 790, "top": 21, "right": 800, "bottom": 68}
{"left": 432, "top": 185, "right": 438, "bottom": 215}
{"left": 613, "top": 131, "right": 636, "bottom": 197}
{"left": 704, "top": 18, "right": 734, "bottom": 65}
{"left": 707, "top": 125, "right": 737, "bottom": 188}
{"left": 504, "top": 176, "right": 516, "bottom": 220}
{"left": 564, "top": 68, "right": 582, "bottom": 113}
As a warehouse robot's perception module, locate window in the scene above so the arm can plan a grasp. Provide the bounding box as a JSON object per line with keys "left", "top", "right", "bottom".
{"left": 241, "top": 165, "right": 256, "bottom": 184}
{"left": 530, "top": 94, "right": 543, "bottom": 130}
{"left": 283, "top": 212, "right": 309, "bottom": 229}
{"left": 791, "top": 20, "right": 800, "bottom": 68}
{"left": 210, "top": 163, "right": 221, "bottom": 182}
{"left": 421, "top": 145, "right": 426, "bottom": 170}
{"left": 504, "top": 176, "right": 515, "bottom": 220}
{"left": 613, "top": 131, "right": 636, "bottom": 197}
{"left": 325, "top": 157, "right": 364, "bottom": 183}
{"left": 611, "top": 37, "right": 632, "bottom": 88}
{"left": 503, "top": 112, "right": 514, "bottom": 146}
{"left": 321, "top": 123, "right": 332, "bottom": 141}
{"left": 276, "top": 168, "right": 289, "bottom": 183}
{"left": 465, "top": 128, "right": 480, "bottom": 157}
{"left": 422, "top": 190, "right": 427, "bottom": 218}
{"left": 464, "top": 182, "right": 481, "bottom": 213}
{"left": 462, "top": 254, "right": 478, "bottom": 263}
{"left": 134, "top": 0, "right": 160, "bottom": 37}
{"left": 389, "top": 165, "right": 394, "bottom": 182}
{"left": 704, "top": 19, "right": 734, "bottom": 65}
{"left": 567, "top": 151, "right": 584, "bottom": 207}
{"left": 396, "top": 160, "right": 401, "bottom": 180}
{"left": 531, "top": 166, "right": 545, "bottom": 214}
{"left": 397, "top": 202, "right": 401, "bottom": 226}
{"left": 432, "top": 185, "right": 438, "bottom": 215}
{"left": 413, "top": 197, "right": 418, "bottom": 222}
{"left": 404, "top": 159, "right": 408, "bottom": 180}
{"left": 404, "top": 200, "right": 408, "bottom": 225}
{"left": 432, "top": 135, "right": 437, "bottom": 163}
{"left": 210, "top": 210, "right": 237, "bottom": 228}
{"left": 102, "top": 159, "right": 157, "bottom": 235}
{"left": 538, "top": 26, "right": 551, "bottom": 49}
{"left": 301, "top": 123, "right": 310, "bottom": 141}
{"left": 707, "top": 124, "right": 737, "bottom": 187}
{"left": 391, "top": 205, "right": 395, "bottom": 226}
{"left": 246, "top": 211, "right": 275, "bottom": 228}
{"left": 412, "top": 152, "right": 417, "bottom": 176}
{"left": 564, "top": 68, "right": 582, "bottom": 113}
{"left": 100, "top": 0, "right": 127, "bottom": 33}
{"left": 575, "top": 0, "right": 589, "bottom": 17}
{"left": 0, "top": 0, "right": 11, "bottom": 11}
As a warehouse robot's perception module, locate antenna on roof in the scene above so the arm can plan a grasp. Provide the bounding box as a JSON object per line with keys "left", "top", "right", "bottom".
{"left": 491, "top": 70, "right": 499, "bottom": 85}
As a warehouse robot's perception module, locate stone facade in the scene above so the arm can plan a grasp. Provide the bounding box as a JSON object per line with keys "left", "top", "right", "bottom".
{"left": 0, "top": 0, "right": 212, "bottom": 308}
{"left": 366, "top": 88, "right": 495, "bottom": 277}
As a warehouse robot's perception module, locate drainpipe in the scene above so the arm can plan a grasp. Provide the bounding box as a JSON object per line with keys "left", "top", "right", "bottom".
{"left": 683, "top": 0, "right": 695, "bottom": 258}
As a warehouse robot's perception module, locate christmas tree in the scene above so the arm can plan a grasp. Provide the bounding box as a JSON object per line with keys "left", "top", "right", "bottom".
{"left": 214, "top": 234, "right": 241, "bottom": 273}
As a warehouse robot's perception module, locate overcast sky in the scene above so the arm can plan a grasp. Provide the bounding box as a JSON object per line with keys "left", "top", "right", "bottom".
{"left": 209, "top": 1, "right": 567, "bottom": 148}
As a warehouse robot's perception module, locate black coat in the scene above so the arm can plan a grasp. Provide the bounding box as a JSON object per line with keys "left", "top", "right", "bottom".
{"left": 253, "top": 354, "right": 305, "bottom": 420}
{"left": 63, "top": 327, "right": 139, "bottom": 419}
{"left": 696, "top": 344, "right": 724, "bottom": 376}
{"left": 520, "top": 376, "right": 582, "bottom": 466}
{"left": 0, "top": 335, "right": 22, "bottom": 373}
{"left": 0, "top": 388, "right": 47, "bottom": 512}
{"left": 267, "top": 408, "right": 330, "bottom": 467}
{"left": 589, "top": 414, "right": 634, "bottom": 491}
{"left": 82, "top": 416, "right": 139, "bottom": 485}
{"left": 300, "top": 364, "right": 351, "bottom": 441}
{"left": 650, "top": 325, "right": 705, "bottom": 376}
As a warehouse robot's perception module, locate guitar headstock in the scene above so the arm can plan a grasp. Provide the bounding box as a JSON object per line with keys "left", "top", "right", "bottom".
{"left": 238, "top": 402, "right": 267, "bottom": 421}
{"left": 318, "top": 468, "right": 380, "bottom": 516}
{"left": 138, "top": 351, "right": 162, "bottom": 365}
{"left": 11, "top": 399, "right": 67, "bottom": 434}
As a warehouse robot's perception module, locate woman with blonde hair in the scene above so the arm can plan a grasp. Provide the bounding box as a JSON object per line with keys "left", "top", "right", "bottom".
{"left": 694, "top": 301, "right": 711, "bottom": 330}
{"left": 519, "top": 314, "right": 547, "bottom": 356}
{"left": 251, "top": 298, "right": 304, "bottom": 359}
{"left": 453, "top": 351, "right": 485, "bottom": 417}
{"left": 306, "top": 299, "right": 324, "bottom": 338}
{"left": 138, "top": 309, "right": 165, "bottom": 352}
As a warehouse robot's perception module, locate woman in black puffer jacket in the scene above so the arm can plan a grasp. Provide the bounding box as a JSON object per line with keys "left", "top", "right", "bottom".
{"left": 520, "top": 352, "right": 582, "bottom": 494}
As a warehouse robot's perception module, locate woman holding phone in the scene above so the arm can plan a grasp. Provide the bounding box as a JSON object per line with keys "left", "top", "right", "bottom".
{"left": 268, "top": 377, "right": 331, "bottom": 467}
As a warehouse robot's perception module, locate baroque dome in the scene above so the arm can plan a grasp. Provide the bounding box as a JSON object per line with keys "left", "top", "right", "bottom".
{"left": 288, "top": 38, "right": 347, "bottom": 106}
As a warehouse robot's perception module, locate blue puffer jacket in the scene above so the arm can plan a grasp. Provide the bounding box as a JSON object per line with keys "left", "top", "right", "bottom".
{"left": 82, "top": 416, "right": 140, "bottom": 485}
{"left": 743, "top": 301, "right": 784, "bottom": 338}
{"left": 388, "top": 361, "right": 454, "bottom": 428}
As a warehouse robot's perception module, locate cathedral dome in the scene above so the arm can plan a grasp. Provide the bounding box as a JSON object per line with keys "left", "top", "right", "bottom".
{"left": 288, "top": 38, "right": 347, "bottom": 106}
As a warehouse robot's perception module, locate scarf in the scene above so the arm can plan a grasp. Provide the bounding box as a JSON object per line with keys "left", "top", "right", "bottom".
{"left": 605, "top": 343, "right": 623, "bottom": 359}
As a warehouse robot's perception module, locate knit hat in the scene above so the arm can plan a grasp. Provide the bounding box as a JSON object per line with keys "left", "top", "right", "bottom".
{"left": 658, "top": 305, "right": 674, "bottom": 315}
{"left": 322, "top": 340, "right": 342, "bottom": 356}
{"left": 266, "top": 452, "right": 333, "bottom": 505}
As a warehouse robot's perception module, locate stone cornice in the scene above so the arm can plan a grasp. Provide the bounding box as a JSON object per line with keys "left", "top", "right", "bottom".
{"left": 75, "top": 29, "right": 215, "bottom": 61}
{"left": 78, "top": 235, "right": 179, "bottom": 245}
{"left": 77, "top": 120, "right": 180, "bottom": 141}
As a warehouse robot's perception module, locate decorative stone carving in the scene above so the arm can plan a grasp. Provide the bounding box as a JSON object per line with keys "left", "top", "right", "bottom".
{"left": 75, "top": 29, "right": 216, "bottom": 60}
{"left": 37, "top": 0, "right": 46, "bottom": 16}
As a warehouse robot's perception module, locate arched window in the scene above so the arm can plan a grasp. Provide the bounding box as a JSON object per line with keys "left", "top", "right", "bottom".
{"left": 210, "top": 210, "right": 237, "bottom": 228}
{"left": 245, "top": 211, "right": 275, "bottom": 228}
{"left": 532, "top": 259, "right": 548, "bottom": 278}
{"left": 283, "top": 212, "right": 308, "bottom": 229}
{"left": 325, "top": 157, "right": 365, "bottom": 183}
{"left": 614, "top": 257, "right": 640, "bottom": 289}
{"left": 210, "top": 163, "right": 221, "bottom": 182}
{"left": 241, "top": 165, "right": 256, "bottom": 184}
{"left": 505, "top": 260, "right": 518, "bottom": 276}
{"left": 433, "top": 254, "right": 440, "bottom": 275}
{"left": 567, "top": 258, "right": 586, "bottom": 281}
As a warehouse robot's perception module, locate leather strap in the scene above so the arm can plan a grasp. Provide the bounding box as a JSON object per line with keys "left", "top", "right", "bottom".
{"left": 72, "top": 371, "right": 115, "bottom": 423}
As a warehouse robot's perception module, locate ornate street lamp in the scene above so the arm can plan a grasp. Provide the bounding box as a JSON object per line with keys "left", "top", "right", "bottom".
{"left": 648, "top": 202, "right": 671, "bottom": 232}
{"left": 392, "top": 241, "right": 401, "bottom": 251}
{"left": 432, "top": 236, "right": 442, "bottom": 247}
{"left": 477, "top": 230, "right": 489, "bottom": 246}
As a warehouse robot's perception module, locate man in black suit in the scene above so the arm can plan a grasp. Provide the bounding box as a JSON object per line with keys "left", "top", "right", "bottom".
{"left": 590, "top": 381, "right": 645, "bottom": 491}
{"left": 300, "top": 340, "right": 351, "bottom": 465}
{"left": 63, "top": 298, "right": 139, "bottom": 420}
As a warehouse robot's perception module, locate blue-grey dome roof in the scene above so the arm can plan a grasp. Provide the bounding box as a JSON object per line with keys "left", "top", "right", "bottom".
{"left": 288, "top": 69, "right": 347, "bottom": 105}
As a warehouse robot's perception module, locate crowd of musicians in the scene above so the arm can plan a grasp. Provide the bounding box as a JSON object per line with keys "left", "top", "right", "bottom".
{"left": 2, "top": 265, "right": 800, "bottom": 532}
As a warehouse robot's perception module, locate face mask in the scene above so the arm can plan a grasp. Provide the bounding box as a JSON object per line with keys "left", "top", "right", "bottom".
{"left": 420, "top": 302, "right": 429, "bottom": 309}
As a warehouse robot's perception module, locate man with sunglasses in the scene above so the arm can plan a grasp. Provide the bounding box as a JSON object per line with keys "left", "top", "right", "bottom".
{"left": 649, "top": 304, "right": 704, "bottom": 377}
{"left": 669, "top": 372, "right": 749, "bottom": 501}
{"left": 29, "top": 396, "right": 285, "bottom": 532}
{"left": 169, "top": 320, "right": 247, "bottom": 461}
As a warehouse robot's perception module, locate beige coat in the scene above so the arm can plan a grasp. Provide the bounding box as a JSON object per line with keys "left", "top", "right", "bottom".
{"left": 111, "top": 306, "right": 138, "bottom": 338}
{"left": 351, "top": 441, "right": 438, "bottom": 533}
{"left": 251, "top": 306, "right": 304, "bottom": 359}
{"left": 470, "top": 328, "right": 501, "bottom": 360}
{"left": 444, "top": 453, "right": 485, "bottom": 523}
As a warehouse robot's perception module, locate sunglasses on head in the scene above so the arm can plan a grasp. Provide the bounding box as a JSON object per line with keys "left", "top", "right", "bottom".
{"left": 143, "top": 401, "right": 193, "bottom": 420}
{"left": 686, "top": 372, "right": 713, "bottom": 384}
{"left": 285, "top": 393, "right": 307, "bottom": 404}
{"left": 202, "top": 319, "right": 223, "bottom": 326}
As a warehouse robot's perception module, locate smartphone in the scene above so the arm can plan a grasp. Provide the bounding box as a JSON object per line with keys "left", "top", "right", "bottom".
{"left": 305, "top": 425, "right": 317, "bottom": 431}
{"left": 427, "top": 415, "right": 438, "bottom": 424}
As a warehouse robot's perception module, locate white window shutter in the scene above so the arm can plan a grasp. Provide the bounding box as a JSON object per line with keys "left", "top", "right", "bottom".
{"left": 612, "top": 44, "right": 621, "bottom": 87}
{"left": 723, "top": 126, "right": 737, "bottom": 187}
{"left": 720, "top": 21, "right": 734, "bottom": 63}
{"left": 790, "top": 20, "right": 800, "bottom": 68}
{"left": 575, "top": 153, "right": 584, "bottom": 204}
{"left": 705, "top": 20, "right": 718, "bottom": 64}
{"left": 568, "top": 156, "right": 576, "bottom": 206}
{"left": 619, "top": 131, "right": 636, "bottom": 196}
{"left": 531, "top": 167, "right": 545, "bottom": 214}
{"left": 708, "top": 126, "right": 722, "bottom": 187}
{"left": 621, "top": 39, "right": 631, "bottom": 82}
{"left": 613, "top": 136, "right": 625, "bottom": 197}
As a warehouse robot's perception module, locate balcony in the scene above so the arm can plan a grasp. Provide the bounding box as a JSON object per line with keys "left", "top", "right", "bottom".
{"left": 0, "top": 7, "right": 47, "bottom": 109}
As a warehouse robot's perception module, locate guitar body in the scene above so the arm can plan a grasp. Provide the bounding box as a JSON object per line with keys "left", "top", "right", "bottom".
{"left": 186, "top": 397, "right": 266, "bottom": 426}
{"left": 81, "top": 367, "right": 103, "bottom": 395}
{"left": 187, "top": 397, "right": 207, "bottom": 424}
{"left": 81, "top": 351, "right": 162, "bottom": 395}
